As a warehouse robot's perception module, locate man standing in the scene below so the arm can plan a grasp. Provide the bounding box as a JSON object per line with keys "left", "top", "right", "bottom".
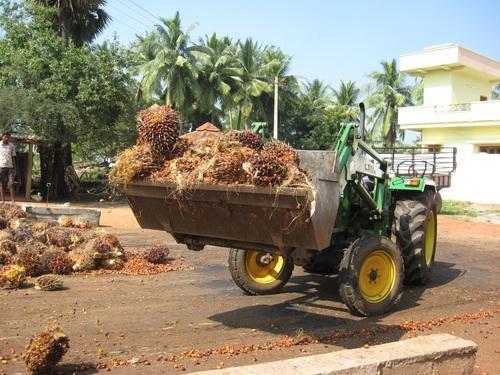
{"left": 0, "top": 132, "right": 16, "bottom": 203}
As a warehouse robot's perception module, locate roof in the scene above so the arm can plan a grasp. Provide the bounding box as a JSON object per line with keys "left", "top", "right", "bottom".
{"left": 181, "top": 122, "right": 222, "bottom": 143}
{"left": 400, "top": 44, "right": 500, "bottom": 81}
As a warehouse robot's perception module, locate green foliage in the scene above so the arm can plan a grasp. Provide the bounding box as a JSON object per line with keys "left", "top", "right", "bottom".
{"left": 0, "top": 1, "right": 137, "bottom": 162}
{"left": 365, "top": 59, "right": 413, "bottom": 147}
{"left": 440, "top": 200, "right": 479, "bottom": 217}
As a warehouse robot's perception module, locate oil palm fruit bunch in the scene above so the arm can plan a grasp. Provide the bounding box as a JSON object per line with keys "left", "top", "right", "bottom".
{"left": 211, "top": 150, "right": 251, "bottom": 184}
{"left": 73, "top": 216, "right": 92, "bottom": 229}
{"left": 170, "top": 138, "right": 192, "bottom": 159}
{"left": 23, "top": 328, "right": 69, "bottom": 374}
{"left": 109, "top": 145, "right": 162, "bottom": 185}
{"left": 0, "top": 249, "right": 12, "bottom": 265}
{"left": 41, "top": 249, "right": 74, "bottom": 275}
{"left": 249, "top": 153, "right": 288, "bottom": 186}
{"left": 0, "top": 230, "right": 13, "bottom": 242}
{"left": 143, "top": 245, "right": 169, "bottom": 264}
{"left": 0, "top": 239, "right": 16, "bottom": 255}
{"left": 137, "top": 105, "right": 180, "bottom": 156}
{"left": 57, "top": 215, "right": 73, "bottom": 228}
{"left": 35, "top": 274, "right": 64, "bottom": 291}
{"left": 226, "top": 130, "right": 263, "bottom": 150}
{"left": 69, "top": 248, "right": 95, "bottom": 272}
{"left": 102, "top": 258, "right": 125, "bottom": 270}
{"left": 45, "top": 227, "right": 72, "bottom": 248}
{"left": 262, "top": 140, "right": 299, "bottom": 165}
{"left": 16, "top": 247, "right": 44, "bottom": 276}
{"left": 0, "top": 265, "right": 26, "bottom": 289}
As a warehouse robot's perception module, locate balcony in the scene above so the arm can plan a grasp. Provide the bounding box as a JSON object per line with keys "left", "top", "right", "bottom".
{"left": 398, "top": 100, "right": 500, "bottom": 129}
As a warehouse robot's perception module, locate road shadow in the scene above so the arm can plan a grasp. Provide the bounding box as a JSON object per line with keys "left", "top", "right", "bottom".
{"left": 53, "top": 362, "right": 98, "bottom": 374}
{"left": 209, "top": 260, "right": 464, "bottom": 348}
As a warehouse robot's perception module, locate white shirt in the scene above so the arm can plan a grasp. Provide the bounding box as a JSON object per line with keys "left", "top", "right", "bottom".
{"left": 0, "top": 142, "right": 16, "bottom": 168}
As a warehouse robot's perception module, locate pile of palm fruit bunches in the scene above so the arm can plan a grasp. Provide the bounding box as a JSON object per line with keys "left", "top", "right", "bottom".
{"left": 0, "top": 204, "right": 128, "bottom": 290}
{"left": 109, "top": 104, "right": 310, "bottom": 189}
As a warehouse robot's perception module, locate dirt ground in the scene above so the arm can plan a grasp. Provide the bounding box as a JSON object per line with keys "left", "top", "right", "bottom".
{"left": 1, "top": 203, "right": 499, "bottom": 374}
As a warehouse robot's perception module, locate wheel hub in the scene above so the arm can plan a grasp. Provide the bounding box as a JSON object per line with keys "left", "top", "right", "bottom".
{"left": 358, "top": 250, "right": 396, "bottom": 303}
{"left": 368, "top": 268, "right": 379, "bottom": 283}
{"left": 245, "top": 251, "right": 285, "bottom": 284}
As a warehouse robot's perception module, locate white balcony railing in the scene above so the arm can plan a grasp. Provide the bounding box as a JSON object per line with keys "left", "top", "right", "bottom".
{"left": 399, "top": 100, "right": 500, "bottom": 128}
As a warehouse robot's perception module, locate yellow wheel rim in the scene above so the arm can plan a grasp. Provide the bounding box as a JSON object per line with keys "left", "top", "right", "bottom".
{"left": 358, "top": 250, "right": 396, "bottom": 303}
{"left": 245, "top": 251, "right": 285, "bottom": 284}
{"left": 424, "top": 210, "right": 436, "bottom": 266}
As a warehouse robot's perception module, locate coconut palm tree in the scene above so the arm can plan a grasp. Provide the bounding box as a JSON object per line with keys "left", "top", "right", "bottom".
{"left": 136, "top": 12, "right": 200, "bottom": 120}
{"left": 302, "top": 79, "right": 333, "bottom": 109}
{"left": 233, "top": 38, "right": 273, "bottom": 129}
{"left": 31, "top": 0, "right": 110, "bottom": 46}
{"left": 365, "top": 59, "right": 412, "bottom": 147}
{"left": 333, "top": 80, "right": 360, "bottom": 107}
{"left": 190, "top": 33, "right": 242, "bottom": 125}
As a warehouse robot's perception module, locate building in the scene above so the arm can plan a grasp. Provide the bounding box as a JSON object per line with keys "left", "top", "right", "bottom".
{"left": 398, "top": 44, "right": 500, "bottom": 204}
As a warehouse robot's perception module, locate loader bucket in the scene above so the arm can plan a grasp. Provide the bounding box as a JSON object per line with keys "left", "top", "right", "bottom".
{"left": 121, "top": 151, "right": 341, "bottom": 253}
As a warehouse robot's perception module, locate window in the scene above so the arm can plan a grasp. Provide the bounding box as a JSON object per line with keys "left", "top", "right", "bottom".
{"left": 480, "top": 95, "right": 487, "bottom": 101}
{"left": 427, "top": 144, "right": 442, "bottom": 153}
{"left": 479, "top": 145, "right": 500, "bottom": 154}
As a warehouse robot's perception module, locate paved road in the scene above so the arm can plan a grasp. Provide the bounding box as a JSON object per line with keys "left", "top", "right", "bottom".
{"left": 1, "top": 216, "right": 499, "bottom": 374}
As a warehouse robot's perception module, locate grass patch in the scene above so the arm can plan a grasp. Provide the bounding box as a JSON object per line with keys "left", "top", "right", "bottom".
{"left": 440, "top": 200, "right": 479, "bottom": 217}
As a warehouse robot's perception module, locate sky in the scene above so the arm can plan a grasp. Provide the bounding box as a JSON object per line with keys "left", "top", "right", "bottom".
{"left": 99, "top": 0, "right": 500, "bottom": 89}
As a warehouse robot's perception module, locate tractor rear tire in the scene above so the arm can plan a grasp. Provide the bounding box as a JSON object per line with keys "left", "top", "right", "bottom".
{"left": 228, "top": 249, "right": 294, "bottom": 295}
{"left": 338, "top": 236, "right": 404, "bottom": 317}
{"left": 393, "top": 195, "right": 437, "bottom": 286}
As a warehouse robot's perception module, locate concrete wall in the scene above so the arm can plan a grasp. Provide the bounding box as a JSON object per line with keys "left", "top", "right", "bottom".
{"left": 423, "top": 69, "right": 492, "bottom": 106}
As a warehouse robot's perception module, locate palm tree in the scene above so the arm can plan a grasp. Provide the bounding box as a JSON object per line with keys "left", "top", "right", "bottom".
{"left": 302, "top": 79, "right": 333, "bottom": 109}
{"left": 233, "top": 38, "right": 273, "bottom": 129}
{"left": 333, "top": 80, "right": 360, "bottom": 106}
{"left": 31, "top": 0, "right": 110, "bottom": 46}
{"left": 365, "top": 59, "right": 412, "bottom": 147}
{"left": 136, "top": 12, "right": 200, "bottom": 120}
{"left": 190, "top": 33, "right": 242, "bottom": 125}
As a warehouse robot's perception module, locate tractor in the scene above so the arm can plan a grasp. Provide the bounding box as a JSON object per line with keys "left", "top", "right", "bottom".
{"left": 121, "top": 104, "right": 439, "bottom": 316}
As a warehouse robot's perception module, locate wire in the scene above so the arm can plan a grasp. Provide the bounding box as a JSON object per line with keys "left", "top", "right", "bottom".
{"left": 116, "top": 0, "right": 156, "bottom": 24}
{"left": 108, "top": 3, "right": 151, "bottom": 29}
{"left": 110, "top": 16, "right": 142, "bottom": 34}
{"left": 125, "top": 0, "right": 162, "bottom": 22}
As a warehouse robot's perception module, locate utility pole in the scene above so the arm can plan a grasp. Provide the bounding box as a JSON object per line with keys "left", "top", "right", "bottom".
{"left": 273, "top": 76, "right": 279, "bottom": 140}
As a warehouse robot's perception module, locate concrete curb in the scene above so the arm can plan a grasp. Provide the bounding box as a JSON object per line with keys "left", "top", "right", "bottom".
{"left": 23, "top": 206, "right": 101, "bottom": 226}
{"left": 191, "top": 334, "right": 477, "bottom": 375}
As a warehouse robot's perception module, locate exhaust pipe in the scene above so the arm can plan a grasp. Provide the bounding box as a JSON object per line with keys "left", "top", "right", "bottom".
{"left": 359, "top": 102, "right": 366, "bottom": 140}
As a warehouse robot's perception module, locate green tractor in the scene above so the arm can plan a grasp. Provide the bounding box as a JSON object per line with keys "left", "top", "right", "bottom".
{"left": 122, "top": 104, "right": 439, "bottom": 316}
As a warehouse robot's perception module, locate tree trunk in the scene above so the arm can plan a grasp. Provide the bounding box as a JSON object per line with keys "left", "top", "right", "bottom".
{"left": 40, "top": 142, "right": 73, "bottom": 200}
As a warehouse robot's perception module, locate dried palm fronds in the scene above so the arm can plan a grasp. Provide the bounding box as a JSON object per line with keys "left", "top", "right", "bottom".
{"left": 109, "top": 145, "right": 163, "bottom": 185}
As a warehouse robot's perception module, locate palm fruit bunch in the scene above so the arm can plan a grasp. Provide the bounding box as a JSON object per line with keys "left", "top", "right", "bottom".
{"left": 0, "top": 265, "right": 26, "bottom": 289}
{"left": 84, "top": 234, "right": 125, "bottom": 269}
{"left": 0, "top": 203, "right": 26, "bottom": 221}
{"left": 57, "top": 215, "right": 73, "bottom": 228}
{"left": 73, "top": 216, "right": 92, "bottom": 229}
{"left": 0, "top": 229, "right": 13, "bottom": 242}
{"left": 35, "top": 274, "right": 64, "bottom": 291}
{"left": 0, "top": 250, "right": 11, "bottom": 265}
{"left": 23, "top": 328, "right": 69, "bottom": 374}
{"left": 143, "top": 245, "right": 169, "bottom": 264}
{"left": 169, "top": 137, "right": 192, "bottom": 159}
{"left": 109, "top": 145, "right": 163, "bottom": 185}
{"left": 41, "top": 249, "right": 73, "bottom": 275}
{"left": 210, "top": 149, "right": 253, "bottom": 184}
{"left": 226, "top": 130, "right": 263, "bottom": 150}
{"left": 16, "top": 247, "right": 45, "bottom": 276}
{"left": 249, "top": 153, "right": 288, "bottom": 186}
{"left": 262, "top": 140, "right": 299, "bottom": 165}
{"left": 0, "top": 239, "right": 16, "bottom": 255}
{"left": 137, "top": 104, "right": 180, "bottom": 156}
{"left": 45, "top": 227, "right": 72, "bottom": 248}
{"left": 13, "top": 224, "right": 35, "bottom": 244}
{"left": 69, "top": 248, "right": 96, "bottom": 272}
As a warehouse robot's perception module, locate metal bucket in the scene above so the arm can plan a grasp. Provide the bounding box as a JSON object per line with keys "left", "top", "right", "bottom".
{"left": 122, "top": 150, "right": 340, "bottom": 253}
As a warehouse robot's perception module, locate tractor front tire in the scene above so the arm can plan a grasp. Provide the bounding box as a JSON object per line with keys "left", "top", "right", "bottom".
{"left": 393, "top": 196, "right": 437, "bottom": 285}
{"left": 339, "top": 236, "right": 404, "bottom": 317}
{"left": 228, "top": 249, "right": 294, "bottom": 295}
